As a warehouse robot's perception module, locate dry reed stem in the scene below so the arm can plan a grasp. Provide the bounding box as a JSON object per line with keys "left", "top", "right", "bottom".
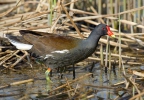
{"left": 0, "top": 0, "right": 77, "bottom": 28}
{"left": 0, "top": 50, "right": 20, "bottom": 66}
{"left": 88, "top": 57, "right": 142, "bottom": 65}
{"left": 90, "top": 6, "right": 105, "bottom": 24}
{"left": 100, "top": 38, "right": 128, "bottom": 48}
{"left": 119, "top": 20, "right": 137, "bottom": 26}
{"left": 70, "top": 0, "right": 74, "bottom": 9}
{"left": 100, "top": 43, "right": 104, "bottom": 66}
{"left": 65, "top": 6, "right": 144, "bottom": 19}
{"left": 61, "top": 1, "right": 84, "bottom": 38}
{"left": 49, "top": 73, "right": 92, "bottom": 92}
{"left": 73, "top": 84, "right": 79, "bottom": 95}
{"left": 18, "top": 95, "right": 29, "bottom": 100}
{"left": 10, "top": 50, "right": 29, "bottom": 68}
{"left": 50, "top": 14, "right": 61, "bottom": 33}
{"left": 0, "top": 93, "right": 20, "bottom": 97}
{"left": 65, "top": 77, "right": 73, "bottom": 99}
{"left": 0, "top": 52, "right": 13, "bottom": 61}
{"left": 70, "top": 9, "right": 96, "bottom": 16}
{"left": 84, "top": 84, "right": 117, "bottom": 89}
{"left": 86, "top": 95, "right": 95, "bottom": 99}
{"left": 95, "top": 51, "right": 136, "bottom": 59}
{"left": 36, "top": 0, "right": 47, "bottom": 12}
{"left": 113, "top": 81, "right": 125, "bottom": 86}
{"left": 123, "top": 74, "right": 142, "bottom": 99}
{"left": 132, "top": 70, "right": 144, "bottom": 77}
{"left": 0, "top": 50, "right": 31, "bottom": 69}
{"left": 0, "top": 0, "right": 16, "bottom": 3}
{"left": 84, "top": 19, "right": 118, "bottom": 31}
{"left": 0, "top": 79, "right": 34, "bottom": 89}
{"left": 45, "top": 89, "right": 75, "bottom": 99}
{"left": 0, "top": 0, "right": 21, "bottom": 18}
{"left": 129, "top": 91, "right": 144, "bottom": 100}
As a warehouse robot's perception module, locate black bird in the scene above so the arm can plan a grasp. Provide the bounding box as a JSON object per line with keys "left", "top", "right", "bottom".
{"left": 6, "top": 24, "right": 115, "bottom": 80}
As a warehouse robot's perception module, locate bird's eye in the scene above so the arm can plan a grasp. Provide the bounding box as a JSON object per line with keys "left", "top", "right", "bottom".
{"left": 102, "top": 27, "right": 105, "bottom": 30}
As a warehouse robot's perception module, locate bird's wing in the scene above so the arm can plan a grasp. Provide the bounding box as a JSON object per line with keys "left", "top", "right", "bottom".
{"left": 19, "top": 30, "right": 81, "bottom": 56}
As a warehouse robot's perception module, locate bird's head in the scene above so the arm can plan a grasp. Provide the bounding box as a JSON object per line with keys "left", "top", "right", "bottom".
{"left": 96, "top": 24, "right": 115, "bottom": 37}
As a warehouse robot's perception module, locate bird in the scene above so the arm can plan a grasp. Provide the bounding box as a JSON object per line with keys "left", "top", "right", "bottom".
{"left": 6, "top": 24, "right": 115, "bottom": 80}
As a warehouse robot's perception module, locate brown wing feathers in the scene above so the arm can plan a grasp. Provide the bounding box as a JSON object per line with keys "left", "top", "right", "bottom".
{"left": 19, "top": 30, "right": 81, "bottom": 56}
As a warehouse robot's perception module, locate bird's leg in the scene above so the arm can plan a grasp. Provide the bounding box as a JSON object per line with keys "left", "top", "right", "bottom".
{"left": 26, "top": 54, "right": 33, "bottom": 68}
{"left": 61, "top": 66, "right": 67, "bottom": 78}
{"left": 50, "top": 69, "right": 52, "bottom": 77}
{"left": 45, "top": 68, "right": 52, "bottom": 80}
{"left": 73, "top": 64, "right": 75, "bottom": 79}
{"left": 57, "top": 67, "right": 60, "bottom": 73}
{"left": 57, "top": 67, "right": 63, "bottom": 79}
{"left": 22, "top": 50, "right": 33, "bottom": 68}
{"left": 57, "top": 67, "right": 61, "bottom": 78}
{"left": 45, "top": 68, "right": 53, "bottom": 91}
{"left": 89, "top": 62, "right": 95, "bottom": 78}
{"left": 60, "top": 67, "right": 65, "bottom": 79}
{"left": 60, "top": 73, "right": 63, "bottom": 79}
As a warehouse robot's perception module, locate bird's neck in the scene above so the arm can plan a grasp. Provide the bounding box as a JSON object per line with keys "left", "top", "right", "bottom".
{"left": 86, "top": 28, "right": 102, "bottom": 46}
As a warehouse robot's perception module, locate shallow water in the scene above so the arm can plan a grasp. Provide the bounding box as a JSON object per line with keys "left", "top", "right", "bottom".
{"left": 0, "top": 62, "right": 142, "bottom": 100}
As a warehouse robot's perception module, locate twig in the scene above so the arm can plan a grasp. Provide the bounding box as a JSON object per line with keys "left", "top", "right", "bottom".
{"left": 0, "top": 0, "right": 22, "bottom": 17}
{"left": 49, "top": 73, "right": 92, "bottom": 92}
{"left": 60, "top": 1, "right": 84, "bottom": 38}
{"left": 129, "top": 91, "right": 144, "bottom": 100}
{"left": 0, "top": 79, "right": 34, "bottom": 89}
{"left": 10, "top": 50, "right": 29, "bottom": 68}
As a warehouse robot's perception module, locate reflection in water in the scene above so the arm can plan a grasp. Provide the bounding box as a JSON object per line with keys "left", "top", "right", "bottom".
{"left": 0, "top": 63, "right": 136, "bottom": 100}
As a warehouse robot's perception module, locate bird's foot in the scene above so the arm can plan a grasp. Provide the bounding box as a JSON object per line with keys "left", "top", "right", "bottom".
{"left": 58, "top": 73, "right": 63, "bottom": 79}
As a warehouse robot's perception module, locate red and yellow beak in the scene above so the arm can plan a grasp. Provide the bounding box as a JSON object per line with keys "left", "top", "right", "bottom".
{"left": 106, "top": 26, "right": 115, "bottom": 38}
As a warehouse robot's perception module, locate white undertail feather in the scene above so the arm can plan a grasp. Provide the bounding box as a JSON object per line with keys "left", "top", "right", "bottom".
{"left": 7, "top": 38, "right": 33, "bottom": 50}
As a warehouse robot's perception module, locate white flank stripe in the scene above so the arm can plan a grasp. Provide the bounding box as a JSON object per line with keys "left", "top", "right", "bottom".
{"left": 44, "top": 54, "right": 54, "bottom": 59}
{"left": 51, "top": 49, "right": 69, "bottom": 53}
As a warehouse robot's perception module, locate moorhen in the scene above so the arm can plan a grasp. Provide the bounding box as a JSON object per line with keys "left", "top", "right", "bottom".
{"left": 6, "top": 24, "right": 115, "bottom": 80}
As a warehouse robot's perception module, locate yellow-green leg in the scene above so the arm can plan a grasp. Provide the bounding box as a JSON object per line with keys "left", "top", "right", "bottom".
{"left": 45, "top": 68, "right": 53, "bottom": 91}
